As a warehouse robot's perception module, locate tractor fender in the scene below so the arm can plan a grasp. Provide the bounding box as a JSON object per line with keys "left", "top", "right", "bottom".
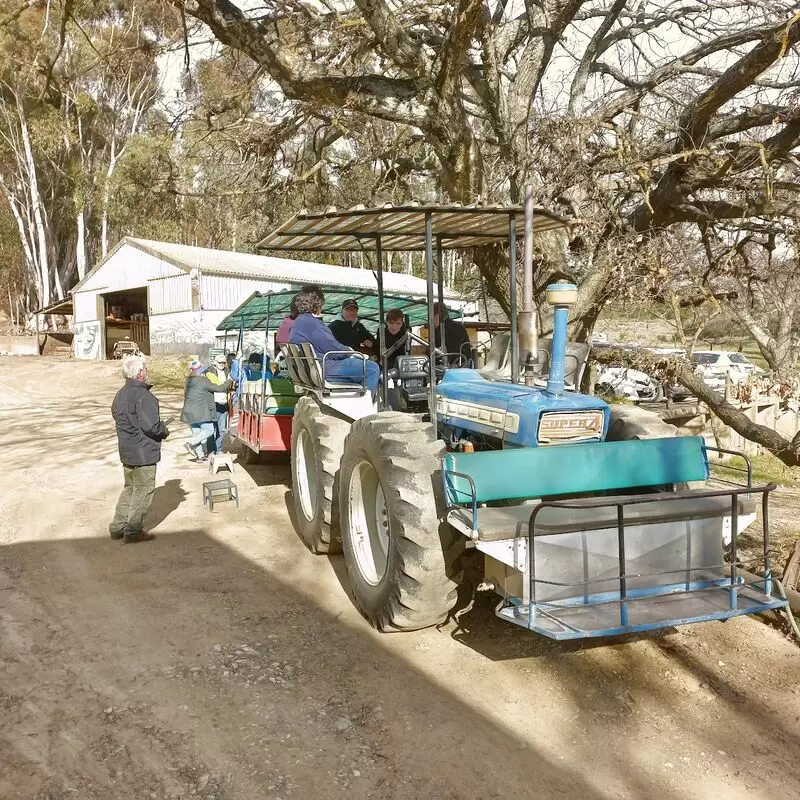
{"left": 606, "top": 403, "right": 677, "bottom": 441}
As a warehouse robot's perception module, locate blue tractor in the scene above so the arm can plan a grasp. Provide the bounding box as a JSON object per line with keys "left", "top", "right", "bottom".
{"left": 261, "top": 203, "right": 786, "bottom": 639}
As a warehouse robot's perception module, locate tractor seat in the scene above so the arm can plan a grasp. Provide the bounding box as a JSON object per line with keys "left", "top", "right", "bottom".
{"left": 478, "top": 335, "right": 590, "bottom": 390}
{"left": 283, "top": 343, "right": 370, "bottom": 395}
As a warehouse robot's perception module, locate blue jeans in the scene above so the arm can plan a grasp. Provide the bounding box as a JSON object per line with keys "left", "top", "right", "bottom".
{"left": 326, "top": 357, "right": 380, "bottom": 396}
{"left": 215, "top": 404, "right": 229, "bottom": 452}
{"left": 187, "top": 421, "right": 216, "bottom": 458}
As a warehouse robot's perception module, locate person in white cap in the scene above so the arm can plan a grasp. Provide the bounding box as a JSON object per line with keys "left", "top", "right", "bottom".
{"left": 180, "top": 360, "right": 232, "bottom": 461}
{"left": 206, "top": 353, "right": 231, "bottom": 453}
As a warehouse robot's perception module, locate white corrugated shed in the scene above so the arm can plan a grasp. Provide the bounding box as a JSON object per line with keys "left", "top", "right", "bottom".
{"left": 76, "top": 243, "right": 184, "bottom": 293}
{"left": 200, "top": 275, "right": 290, "bottom": 311}
{"left": 73, "top": 290, "right": 102, "bottom": 322}
{"left": 69, "top": 236, "right": 458, "bottom": 360}
{"left": 148, "top": 274, "right": 193, "bottom": 314}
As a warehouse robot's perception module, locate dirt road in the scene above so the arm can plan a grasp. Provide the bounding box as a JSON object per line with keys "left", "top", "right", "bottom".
{"left": 1, "top": 356, "right": 798, "bottom": 800}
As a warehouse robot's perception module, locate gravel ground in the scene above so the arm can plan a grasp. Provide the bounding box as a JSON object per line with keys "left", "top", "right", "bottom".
{"left": 1, "top": 356, "right": 798, "bottom": 800}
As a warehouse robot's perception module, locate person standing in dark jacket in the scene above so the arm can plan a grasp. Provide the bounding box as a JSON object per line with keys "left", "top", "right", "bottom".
{"left": 180, "top": 360, "right": 233, "bottom": 461}
{"left": 110, "top": 355, "right": 170, "bottom": 544}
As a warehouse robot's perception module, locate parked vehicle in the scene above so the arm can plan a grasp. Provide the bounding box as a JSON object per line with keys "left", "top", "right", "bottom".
{"left": 667, "top": 350, "right": 765, "bottom": 401}
{"left": 595, "top": 365, "right": 664, "bottom": 402}
{"left": 112, "top": 339, "right": 142, "bottom": 359}
{"left": 692, "top": 351, "right": 764, "bottom": 384}
{"left": 592, "top": 343, "right": 667, "bottom": 403}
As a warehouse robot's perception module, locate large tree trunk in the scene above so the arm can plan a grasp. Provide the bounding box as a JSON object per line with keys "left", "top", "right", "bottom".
{"left": 101, "top": 136, "right": 118, "bottom": 257}
{"left": 17, "top": 97, "right": 51, "bottom": 306}
{"left": 76, "top": 209, "right": 87, "bottom": 281}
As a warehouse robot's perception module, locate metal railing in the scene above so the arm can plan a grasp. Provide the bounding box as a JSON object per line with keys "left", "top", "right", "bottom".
{"left": 525, "top": 484, "right": 777, "bottom": 633}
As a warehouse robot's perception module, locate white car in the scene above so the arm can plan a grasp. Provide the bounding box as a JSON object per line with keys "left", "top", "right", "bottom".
{"left": 692, "top": 351, "right": 764, "bottom": 386}
{"left": 595, "top": 365, "right": 664, "bottom": 402}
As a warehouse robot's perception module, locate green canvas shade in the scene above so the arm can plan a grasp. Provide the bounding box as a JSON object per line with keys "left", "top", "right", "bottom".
{"left": 217, "top": 288, "right": 462, "bottom": 333}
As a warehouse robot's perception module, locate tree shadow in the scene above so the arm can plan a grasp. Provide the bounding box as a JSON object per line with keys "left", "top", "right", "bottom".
{"left": 0, "top": 529, "right": 612, "bottom": 800}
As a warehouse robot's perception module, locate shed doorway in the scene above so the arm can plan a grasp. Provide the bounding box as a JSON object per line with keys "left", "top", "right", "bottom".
{"left": 102, "top": 288, "right": 150, "bottom": 358}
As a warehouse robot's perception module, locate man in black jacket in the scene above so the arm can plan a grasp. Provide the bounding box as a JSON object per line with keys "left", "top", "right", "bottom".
{"left": 433, "top": 302, "right": 472, "bottom": 366}
{"left": 110, "top": 355, "right": 170, "bottom": 544}
{"left": 328, "top": 299, "right": 376, "bottom": 357}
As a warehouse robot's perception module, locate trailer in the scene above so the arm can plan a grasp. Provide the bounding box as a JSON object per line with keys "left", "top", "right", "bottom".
{"left": 218, "top": 288, "right": 461, "bottom": 458}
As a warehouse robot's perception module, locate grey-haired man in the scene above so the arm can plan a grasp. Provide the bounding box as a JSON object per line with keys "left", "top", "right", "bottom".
{"left": 109, "top": 355, "right": 170, "bottom": 544}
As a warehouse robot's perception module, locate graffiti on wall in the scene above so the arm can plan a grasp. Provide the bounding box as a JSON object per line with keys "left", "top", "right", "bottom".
{"left": 150, "top": 316, "right": 215, "bottom": 346}
{"left": 74, "top": 321, "right": 101, "bottom": 359}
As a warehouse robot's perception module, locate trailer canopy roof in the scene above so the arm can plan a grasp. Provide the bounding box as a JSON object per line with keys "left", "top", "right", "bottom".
{"left": 217, "top": 288, "right": 462, "bottom": 332}
{"left": 256, "top": 203, "right": 570, "bottom": 252}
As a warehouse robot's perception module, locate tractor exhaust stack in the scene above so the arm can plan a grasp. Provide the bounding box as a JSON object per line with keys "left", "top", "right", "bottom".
{"left": 518, "top": 186, "right": 538, "bottom": 374}
{"left": 545, "top": 282, "right": 578, "bottom": 395}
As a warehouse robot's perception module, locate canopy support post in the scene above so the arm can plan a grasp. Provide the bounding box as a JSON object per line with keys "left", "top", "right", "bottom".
{"left": 436, "top": 235, "right": 446, "bottom": 373}
{"left": 375, "top": 236, "right": 387, "bottom": 409}
{"left": 425, "top": 212, "right": 436, "bottom": 421}
{"left": 260, "top": 294, "right": 271, "bottom": 413}
{"left": 509, "top": 213, "right": 519, "bottom": 384}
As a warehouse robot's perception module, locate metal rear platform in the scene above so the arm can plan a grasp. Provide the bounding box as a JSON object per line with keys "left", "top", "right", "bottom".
{"left": 493, "top": 484, "right": 788, "bottom": 639}
{"left": 497, "top": 577, "right": 786, "bottom": 639}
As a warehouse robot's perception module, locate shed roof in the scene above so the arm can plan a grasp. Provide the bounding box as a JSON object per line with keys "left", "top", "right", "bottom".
{"left": 71, "top": 237, "right": 455, "bottom": 298}
{"left": 256, "top": 203, "right": 570, "bottom": 252}
{"left": 32, "top": 297, "right": 74, "bottom": 316}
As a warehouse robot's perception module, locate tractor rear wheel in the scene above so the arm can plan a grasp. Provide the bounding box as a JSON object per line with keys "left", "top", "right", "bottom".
{"left": 338, "top": 413, "right": 459, "bottom": 630}
{"left": 291, "top": 396, "right": 350, "bottom": 554}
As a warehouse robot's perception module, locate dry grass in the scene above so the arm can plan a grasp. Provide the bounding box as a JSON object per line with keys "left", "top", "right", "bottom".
{"left": 711, "top": 453, "right": 800, "bottom": 488}
{"left": 147, "top": 356, "right": 192, "bottom": 392}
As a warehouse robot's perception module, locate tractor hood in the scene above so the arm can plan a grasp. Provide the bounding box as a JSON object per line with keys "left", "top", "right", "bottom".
{"left": 436, "top": 369, "right": 610, "bottom": 447}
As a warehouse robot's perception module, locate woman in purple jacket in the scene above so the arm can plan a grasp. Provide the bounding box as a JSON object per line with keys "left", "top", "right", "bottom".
{"left": 288, "top": 285, "right": 380, "bottom": 397}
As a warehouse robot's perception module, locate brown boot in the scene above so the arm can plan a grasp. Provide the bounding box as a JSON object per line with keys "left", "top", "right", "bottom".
{"left": 123, "top": 531, "right": 156, "bottom": 544}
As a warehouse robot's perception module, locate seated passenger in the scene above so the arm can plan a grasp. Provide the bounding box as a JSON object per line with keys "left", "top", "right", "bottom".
{"left": 244, "top": 352, "right": 273, "bottom": 382}
{"left": 289, "top": 285, "right": 380, "bottom": 397}
{"left": 433, "top": 302, "right": 472, "bottom": 366}
{"left": 276, "top": 296, "right": 300, "bottom": 348}
{"left": 377, "top": 308, "right": 408, "bottom": 370}
{"left": 329, "top": 298, "right": 376, "bottom": 358}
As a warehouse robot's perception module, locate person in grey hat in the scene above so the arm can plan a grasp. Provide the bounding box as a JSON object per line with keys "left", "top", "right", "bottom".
{"left": 328, "top": 298, "right": 375, "bottom": 356}
{"left": 180, "top": 360, "right": 232, "bottom": 461}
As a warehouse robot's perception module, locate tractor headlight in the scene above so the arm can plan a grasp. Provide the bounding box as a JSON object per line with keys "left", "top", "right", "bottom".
{"left": 538, "top": 410, "right": 605, "bottom": 444}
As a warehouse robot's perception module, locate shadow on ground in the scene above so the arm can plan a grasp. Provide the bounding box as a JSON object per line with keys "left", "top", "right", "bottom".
{"left": 146, "top": 478, "right": 188, "bottom": 531}
{"left": 2, "top": 529, "right": 611, "bottom": 800}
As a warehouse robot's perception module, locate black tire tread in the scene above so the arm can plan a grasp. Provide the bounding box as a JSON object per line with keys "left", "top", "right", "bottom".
{"left": 339, "top": 413, "right": 459, "bottom": 630}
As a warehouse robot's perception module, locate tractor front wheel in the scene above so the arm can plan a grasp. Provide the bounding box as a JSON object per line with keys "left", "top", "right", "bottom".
{"left": 338, "top": 413, "right": 459, "bottom": 630}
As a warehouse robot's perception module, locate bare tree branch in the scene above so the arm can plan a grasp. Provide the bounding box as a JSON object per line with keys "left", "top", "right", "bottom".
{"left": 594, "top": 348, "right": 800, "bottom": 466}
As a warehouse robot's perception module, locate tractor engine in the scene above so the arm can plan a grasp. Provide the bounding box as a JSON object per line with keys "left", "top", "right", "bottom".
{"left": 436, "top": 282, "right": 610, "bottom": 450}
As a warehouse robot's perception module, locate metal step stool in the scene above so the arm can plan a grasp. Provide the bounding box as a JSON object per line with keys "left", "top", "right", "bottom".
{"left": 203, "top": 478, "right": 239, "bottom": 511}
{"left": 208, "top": 452, "right": 236, "bottom": 475}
